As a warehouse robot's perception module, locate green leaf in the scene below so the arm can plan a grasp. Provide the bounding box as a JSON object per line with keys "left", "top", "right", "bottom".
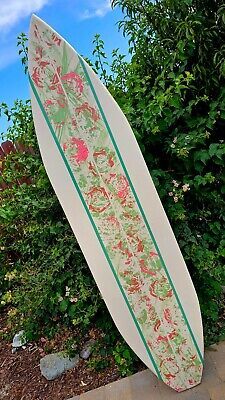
{"left": 123, "top": 349, "right": 131, "bottom": 359}
{"left": 59, "top": 300, "right": 69, "bottom": 312}
{"left": 195, "top": 150, "right": 210, "bottom": 164}
{"left": 169, "top": 95, "right": 181, "bottom": 108}
{"left": 209, "top": 143, "right": 219, "bottom": 157}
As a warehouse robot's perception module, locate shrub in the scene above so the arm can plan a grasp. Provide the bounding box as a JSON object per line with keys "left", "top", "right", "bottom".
{"left": 110, "top": 0, "right": 225, "bottom": 344}
{"left": 0, "top": 100, "right": 106, "bottom": 338}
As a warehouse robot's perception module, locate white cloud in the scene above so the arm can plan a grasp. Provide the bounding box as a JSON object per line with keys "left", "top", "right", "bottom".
{"left": 80, "top": 0, "right": 112, "bottom": 20}
{"left": 0, "top": 0, "right": 50, "bottom": 32}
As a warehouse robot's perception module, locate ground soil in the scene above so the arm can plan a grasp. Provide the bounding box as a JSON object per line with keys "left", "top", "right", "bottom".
{"left": 0, "top": 312, "right": 145, "bottom": 400}
{"left": 0, "top": 341, "right": 120, "bottom": 400}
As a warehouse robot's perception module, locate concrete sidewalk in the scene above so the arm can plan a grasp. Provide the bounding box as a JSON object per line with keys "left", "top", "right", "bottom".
{"left": 69, "top": 342, "right": 225, "bottom": 400}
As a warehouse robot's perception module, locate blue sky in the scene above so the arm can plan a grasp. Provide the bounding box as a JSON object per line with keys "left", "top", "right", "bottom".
{"left": 0, "top": 0, "right": 127, "bottom": 134}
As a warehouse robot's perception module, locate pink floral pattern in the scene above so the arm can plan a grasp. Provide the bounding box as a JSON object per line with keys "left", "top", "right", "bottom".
{"left": 29, "top": 20, "right": 203, "bottom": 392}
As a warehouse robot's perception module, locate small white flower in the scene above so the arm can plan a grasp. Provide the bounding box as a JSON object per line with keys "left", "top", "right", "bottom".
{"left": 169, "top": 192, "right": 173, "bottom": 197}
{"left": 182, "top": 183, "right": 190, "bottom": 192}
{"left": 70, "top": 297, "right": 78, "bottom": 303}
{"left": 170, "top": 143, "right": 175, "bottom": 148}
{"left": 65, "top": 286, "right": 70, "bottom": 297}
{"left": 58, "top": 296, "right": 63, "bottom": 302}
{"left": 172, "top": 180, "right": 179, "bottom": 187}
{"left": 174, "top": 196, "right": 179, "bottom": 203}
{"left": 173, "top": 137, "right": 177, "bottom": 143}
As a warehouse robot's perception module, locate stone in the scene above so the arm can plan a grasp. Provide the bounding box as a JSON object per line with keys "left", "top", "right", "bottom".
{"left": 40, "top": 352, "right": 79, "bottom": 380}
{"left": 12, "top": 330, "right": 26, "bottom": 351}
{"left": 80, "top": 339, "right": 95, "bottom": 360}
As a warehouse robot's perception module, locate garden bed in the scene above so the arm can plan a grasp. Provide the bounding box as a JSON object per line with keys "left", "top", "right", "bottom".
{"left": 0, "top": 312, "right": 145, "bottom": 400}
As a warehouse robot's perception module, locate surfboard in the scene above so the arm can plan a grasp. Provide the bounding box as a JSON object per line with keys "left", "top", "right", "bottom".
{"left": 28, "top": 15, "right": 204, "bottom": 392}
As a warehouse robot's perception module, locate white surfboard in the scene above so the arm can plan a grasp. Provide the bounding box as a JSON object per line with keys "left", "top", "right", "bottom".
{"left": 28, "top": 15, "right": 204, "bottom": 392}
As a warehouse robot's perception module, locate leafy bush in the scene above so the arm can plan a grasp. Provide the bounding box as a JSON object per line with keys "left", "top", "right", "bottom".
{"left": 110, "top": 0, "right": 225, "bottom": 344}
{"left": 0, "top": 97, "right": 135, "bottom": 374}
{"left": 0, "top": 99, "right": 105, "bottom": 340}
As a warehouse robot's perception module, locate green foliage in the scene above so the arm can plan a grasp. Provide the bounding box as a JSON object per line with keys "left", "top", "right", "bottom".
{"left": 113, "top": 342, "right": 138, "bottom": 376}
{"left": 17, "top": 33, "right": 28, "bottom": 74}
{"left": 88, "top": 316, "right": 138, "bottom": 376}
{"left": 110, "top": 0, "right": 225, "bottom": 345}
{"left": 92, "top": 34, "right": 109, "bottom": 85}
{"left": 88, "top": 356, "right": 110, "bottom": 372}
{"left": 0, "top": 99, "right": 104, "bottom": 341}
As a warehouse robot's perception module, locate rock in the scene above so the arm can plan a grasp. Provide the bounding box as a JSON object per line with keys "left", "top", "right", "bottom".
{"left": 40, "top": 352, "right": 79, "bottom": 380}
{"left": 80, "top": 339, "right": 95, "bottom": 360}
{"left": 12, "top": 330, "right": 26, "bottom": 352}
